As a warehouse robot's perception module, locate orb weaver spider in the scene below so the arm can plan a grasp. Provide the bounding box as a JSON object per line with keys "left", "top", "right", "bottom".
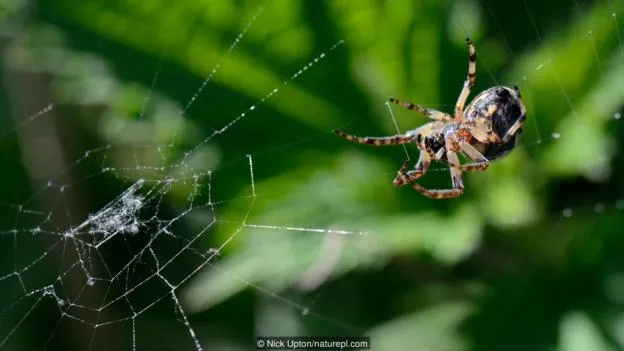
{"left": 334, "top": 38, "right": 527, "bottom": 199}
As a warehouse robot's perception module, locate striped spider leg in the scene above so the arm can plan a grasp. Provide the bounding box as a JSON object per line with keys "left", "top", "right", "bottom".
{"left": 455, "top": 38, "right": 477, "bottom": 121}
{"left": 408, "top": 140, "right": 490, "bottom": 199}
{"left": 501, "top": 86, "right": 527, "bottom": 143}
{"left": 332, "top": 129, "right": 417, "bottom": 146}
{"left": 392, "top": 152, "right": 431, "bottom": 187}
{"left": 409, "top": 150, "right": 465, "bottom": 199}
{"left": 332, "top": 129, "right": 425, "bottom": 184}
{"left": 387, "top": 97, "right": 454, "bottom": 122}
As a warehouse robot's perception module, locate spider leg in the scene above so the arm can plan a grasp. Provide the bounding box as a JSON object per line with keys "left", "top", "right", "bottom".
{"left": 466, "top": 125, "right": 489, "bottom": 143}
{"left": 333, "top": 129, "right": 415, "bottom": 146}
{"left": 467, "top": 122, "right": 500, "bottom": 144}
{"left": 409, "top": 151, "right": 464, "bottom": 199}
{"left": 501, "top": 86, "right": 527, "bottom": 143}
{"left": 455, "top": 38, "right": 477, "bottom": 121}
{"left": 388, "top": 98, "right": 453, "bottom": 122}
{"left": 459, "top": 142, "right": 489, "bottom": 171}
{"left": 500, "top": 116, "right": 526, "bottom": 143}
{"left": 392, "top": 152, "right": 431, "bottom": 187}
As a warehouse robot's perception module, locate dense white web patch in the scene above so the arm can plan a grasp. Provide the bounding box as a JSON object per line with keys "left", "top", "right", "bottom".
{"left": 85, "top": 180, "right": 144, "bottom": 240}
{"left": 0, "top": 7, "right": 358, "bottom": 349}
{"left": 0, "top": 1, "right": 623, "bottom": 350}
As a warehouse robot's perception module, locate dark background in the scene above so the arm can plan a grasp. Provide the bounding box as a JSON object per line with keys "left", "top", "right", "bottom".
{"left": 1, "top": 0, "right": 624, "bottom": 350}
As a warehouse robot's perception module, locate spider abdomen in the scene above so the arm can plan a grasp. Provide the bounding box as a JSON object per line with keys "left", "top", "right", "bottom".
{"left": 471, "top": 133, "right": 521, "bottom": 161}
{"left": 464, "top": 86, "right": 526, "bottom": 161}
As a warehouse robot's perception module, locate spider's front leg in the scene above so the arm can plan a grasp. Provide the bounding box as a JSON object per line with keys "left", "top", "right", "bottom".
{"left": 409, "top": 151, "right": 465, "bottom": 199}
{"left": 501, "top": 86, "right": 527, "bottom": 143}
{"left": 392, "top": 152, "right": 431, "bottom": 187}
{"left": 388, "top": 98, "right": 453, "bottom": 122}
{"left": 501, "top": 115, "right": 526, "bottom": 143}
{"left": 466, "top": 121, "right": 500, "bottom": 145}
{"left": 459, "top": 142, "right": 489, "bottom": 172}
{"left": 333, "top": 129, "right": 416, "bottom": 146}
{"left": 455, "top": 38, "right": 477, "bottom": 121}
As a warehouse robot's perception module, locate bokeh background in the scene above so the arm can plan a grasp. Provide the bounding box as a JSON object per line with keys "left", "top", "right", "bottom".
{"left": 1, "top": 0, "right": 624, "bottom": 350}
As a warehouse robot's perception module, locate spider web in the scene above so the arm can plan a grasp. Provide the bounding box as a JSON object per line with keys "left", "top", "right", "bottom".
{"left": 0, "top": 0, "right": 623, "bottom": 350}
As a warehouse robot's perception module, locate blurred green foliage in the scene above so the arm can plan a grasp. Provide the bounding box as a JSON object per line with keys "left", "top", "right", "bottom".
{"left": 1, "top": 0, "right": 624, "bottom": 350}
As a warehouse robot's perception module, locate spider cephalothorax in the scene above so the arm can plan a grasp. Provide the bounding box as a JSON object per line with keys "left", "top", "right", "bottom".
{"left": 334, "top": 38, "right": 527, "bottom": 199}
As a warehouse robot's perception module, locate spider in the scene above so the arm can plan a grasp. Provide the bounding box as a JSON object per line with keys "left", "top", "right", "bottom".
{"left": 334, "top": 38, "right": 527, "bottom": 199}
